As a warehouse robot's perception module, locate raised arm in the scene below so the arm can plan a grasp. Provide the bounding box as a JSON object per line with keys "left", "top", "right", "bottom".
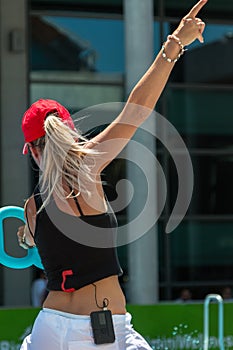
{"left": 87, "top": 0, "right": 207, "bottom": 170}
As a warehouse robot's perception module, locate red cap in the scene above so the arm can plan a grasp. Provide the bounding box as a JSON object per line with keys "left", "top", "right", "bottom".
{"left": 22, "top": 99, "right": 75, "bottom": 154}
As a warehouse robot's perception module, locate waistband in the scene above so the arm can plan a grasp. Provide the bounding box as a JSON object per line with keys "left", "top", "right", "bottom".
{"left": 42, "top": 307, "right": 131, "bottom": 324}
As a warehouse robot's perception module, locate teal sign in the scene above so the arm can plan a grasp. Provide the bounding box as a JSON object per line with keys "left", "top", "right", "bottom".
{"left": 0, "top": 206, "right": 43, "bottom": 269}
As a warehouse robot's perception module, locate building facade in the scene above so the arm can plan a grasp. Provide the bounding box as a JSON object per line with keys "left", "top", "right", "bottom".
{"left": 0, "top": 0, "right": 233, "bottom": 306}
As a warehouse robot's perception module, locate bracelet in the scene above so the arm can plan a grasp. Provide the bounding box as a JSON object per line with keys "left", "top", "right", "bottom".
{"left": 20, "top": 234, "right": 35, "bottom": 249}
{"left": 168, "top": 34, "right": 184, "bottom": 50}
{"left": 162, "top": 34, "right": 186, "bottom": 63}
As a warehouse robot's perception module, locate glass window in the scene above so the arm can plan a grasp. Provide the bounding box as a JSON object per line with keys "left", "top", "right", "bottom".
{"left": 166, "top": 153, "right": 233, "bottom": 216}
{"left": 30, "top": 0, "right": 123, "bottom": 14}
{"left": 30, "top": 15, "right": 124, "bottom": 110}
{"left": 30, "top": 74, "right": 123, "bottom": 111}
{"left": 170, "top": 221, "right": 233, "bottom": 282}
{"left": 166, "top": 88, "right": 233, "bottom": 140}
{"left": 190, "top": 155, "right": 233, "bottom": 215}
{"left": 165, "top": 0, "right": 233, "bottom": 20}
{"left": 163, "top": 23, "right": 233, "bottom": 84}
{"left": 30, "top": 0, "right": 159, "bottom": 16}
{"left": 158, "top": 221, "right": 169, "bottom": 283}
{"left": 30, "top": 16, "right": 124, "bottom": 73}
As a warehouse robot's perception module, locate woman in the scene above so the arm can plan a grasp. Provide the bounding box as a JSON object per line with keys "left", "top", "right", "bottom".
{"left": 17, "top": 1, "right": 207, "bottom": 349}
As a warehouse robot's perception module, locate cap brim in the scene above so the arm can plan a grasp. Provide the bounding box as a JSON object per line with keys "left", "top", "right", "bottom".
{"left": 22, "top": 143, "right": 28, "bottom": 155}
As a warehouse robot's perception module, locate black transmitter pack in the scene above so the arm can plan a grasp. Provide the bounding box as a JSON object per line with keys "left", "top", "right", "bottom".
{"left": 90, "top": 309, "right": 115, "bottom": 344}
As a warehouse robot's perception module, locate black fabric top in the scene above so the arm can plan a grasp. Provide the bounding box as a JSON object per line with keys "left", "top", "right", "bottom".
{"left": 32, "top": 187, "right": 123, "bottom": 292}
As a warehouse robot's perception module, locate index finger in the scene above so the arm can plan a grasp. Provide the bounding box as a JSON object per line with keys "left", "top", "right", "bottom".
{"left": 187, "top": 0, "right": 207, "bottom": 18}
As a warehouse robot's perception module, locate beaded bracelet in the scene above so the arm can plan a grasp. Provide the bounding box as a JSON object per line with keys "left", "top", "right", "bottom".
{"left": 162, "top": 34, "right": 186, "bottom": 63}
{"left": 20, "top": 234, "right": 35, "bottom": 249}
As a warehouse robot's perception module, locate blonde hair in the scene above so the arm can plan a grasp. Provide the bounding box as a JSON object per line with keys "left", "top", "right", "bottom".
{"left": 32, "top": 114, "right": 99, "bottom": 210}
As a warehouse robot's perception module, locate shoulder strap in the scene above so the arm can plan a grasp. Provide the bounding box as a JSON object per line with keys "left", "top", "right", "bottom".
{"left": 33, "top": 185, "right": 43, "bottom": 212}
{"left": 73, "top": 195, "right": 84, "bottom": 216}
{"left": 24, "top": 198, "right": 36, "bottom": 239}
{"left": 68, "top": 185, "right": 84, "bottom": 216}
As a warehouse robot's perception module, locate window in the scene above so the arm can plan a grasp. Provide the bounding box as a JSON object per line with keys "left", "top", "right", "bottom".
{"left": 159, "top": 18, "right": 233, "bottom": 300}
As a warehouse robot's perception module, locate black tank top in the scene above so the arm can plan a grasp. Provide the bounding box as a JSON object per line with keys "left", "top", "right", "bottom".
{"left": 32, "top": 187, "right": 122, "bottom": 292}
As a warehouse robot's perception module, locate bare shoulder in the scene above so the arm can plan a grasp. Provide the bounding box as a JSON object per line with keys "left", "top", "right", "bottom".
{"left": 21, "top": 195, "right": 37, "bottom": 244}
{"left": 24, "top": 195, "right": 37, "bottom": 217}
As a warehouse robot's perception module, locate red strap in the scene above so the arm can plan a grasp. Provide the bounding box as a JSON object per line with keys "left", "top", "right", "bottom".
{"left": 61, "top": 270, "right": 75, "bottom": 292}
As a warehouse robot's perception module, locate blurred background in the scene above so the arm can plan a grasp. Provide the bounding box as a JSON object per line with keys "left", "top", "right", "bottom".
{"left": 1, "top": 0, "right": 233, "bottom": 307}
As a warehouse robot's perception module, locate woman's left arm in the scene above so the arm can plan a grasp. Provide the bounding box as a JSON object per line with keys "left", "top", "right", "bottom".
{"left": 17, "top": 197, "right": 37, "bottom": 249}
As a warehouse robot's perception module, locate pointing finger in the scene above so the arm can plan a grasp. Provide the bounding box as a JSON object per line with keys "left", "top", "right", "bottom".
{"left": 187, "top": 0, "right": 208, "bottom": 18}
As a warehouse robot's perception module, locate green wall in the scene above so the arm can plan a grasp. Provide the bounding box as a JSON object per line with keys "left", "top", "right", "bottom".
{"left": 1, "top": 303, "right": 233, "bottom": 349}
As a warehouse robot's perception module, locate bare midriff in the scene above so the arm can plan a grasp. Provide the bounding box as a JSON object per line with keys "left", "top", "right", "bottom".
{"left": 43, "top": 275, "right": 126, "bottom": 315}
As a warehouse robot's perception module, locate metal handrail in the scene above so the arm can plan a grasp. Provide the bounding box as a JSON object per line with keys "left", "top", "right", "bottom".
{"left": 203, "top": 294, "right": 224, "bottom": 350}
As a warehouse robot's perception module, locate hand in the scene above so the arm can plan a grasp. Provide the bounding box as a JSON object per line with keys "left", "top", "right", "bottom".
{"left": 17, "top": 225, "right": 25, "bottom": 245}
{"left": 17, "top": 225, "right": 34, "bottom": 249}
{"left": 173, "top": 0, "right": 207, "bottom": 46}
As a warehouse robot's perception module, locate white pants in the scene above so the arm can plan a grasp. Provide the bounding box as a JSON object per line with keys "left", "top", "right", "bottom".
{"left": 20, "top": 308, "right": 152, "bottom": 350}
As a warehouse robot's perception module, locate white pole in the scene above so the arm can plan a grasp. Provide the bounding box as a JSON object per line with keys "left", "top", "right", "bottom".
{"left": 124, "top": 0, "right": 158, "bottom": 304}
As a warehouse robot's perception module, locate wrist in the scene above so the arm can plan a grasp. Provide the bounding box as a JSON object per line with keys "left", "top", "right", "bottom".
{"left": 161, "top": 35, "right": 186, "bottom": 63}
{"left": 168, "top": 34, "right": 184, "bottom": 49}
{"left": 172, "top": 29, "right": 187, "bottom": 46}
{"left": 20, "top": 233, "right": 35, "bottom": 249}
